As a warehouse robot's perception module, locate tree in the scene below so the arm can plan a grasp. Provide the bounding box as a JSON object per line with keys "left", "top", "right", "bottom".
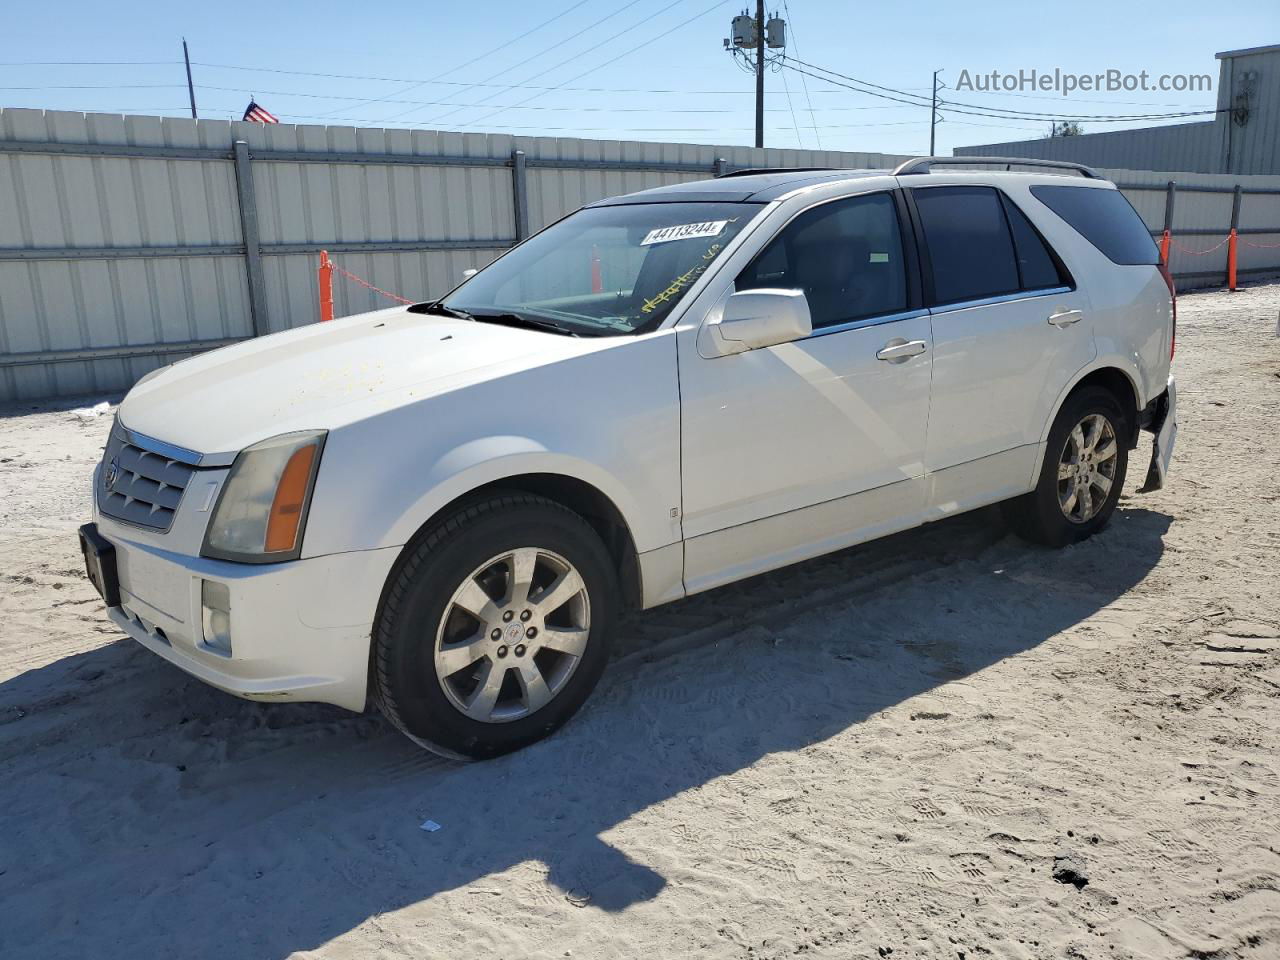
{"left": 1046, "top": 121, "right": 1084, "bottom": 138}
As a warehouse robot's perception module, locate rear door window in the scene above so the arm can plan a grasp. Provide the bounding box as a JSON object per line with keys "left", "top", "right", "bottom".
{"left": 736, "top": 191, "right": 908, "bottom": 329}
{"left": 1030, "top": 185, "right": 1159, "bottom": 265}
{"left": 912, "top": 186, "right": 1020, "bottom": 305}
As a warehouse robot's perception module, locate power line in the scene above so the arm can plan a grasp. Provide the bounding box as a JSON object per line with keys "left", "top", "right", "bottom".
{"left": 936, "top": 92, "right": 1220, "bottom": 121}
{"left": 320, "top": 0, "right": 595, "bottom": 120}
{"left": 191, "top": 59, "right": 771, "bottom": 95}
{"left": 0, "top": 105, "right": 195, "bottom": 114}
{"left": 453, "top": 0, "right": 694, "bottom": 129}
{"left": 942, "top": 119, "right": 1048, "bottom": 133}
{"left": 191, "top": 85, "right": 939, "bottom": 119}
{"left": 0, "top": 100, "right": 932, "bottom": 146}
{"left": 195, "top": 87, "right": 735, "bottom": 113}
{"left": 194, "top": 80, "right": 923, "bottom": 108}
{"left": 194, "top": 86, "right": 734, "bottom": 113}
{"left": 461, "top": 0, "right": 732, "bottom": 130}
{"left": 932, "top": 95, "right": 1221, "bottom": 123}
{"left": 18, "top": 56, "right": 1213, "bottom": 111}
{"left": 786, "top": 56, "right": 935, "bottom": 106}
{"left": 0, "top": 60, "right": 180, "bottom": 66}
{"left": 781, "top": 59, "right": 1221, "bottom": 123}
{"left": 0, "top": 83, "right": 186, "bottom": 90}
{"left": 187, "top": 59, "right": 956, "bottom": 100}
{"left": 785, "top": 56, "right": 1222, "bottom": 122}
{"left": 257, "top": 111, "right": 925, "bottom": 133}
{"left": 777, "top": 53, "right": 804, "bottom": 148}
{"left": 383, "top": 0, "right": 648, "bottom": 125}
{"left": 195, "top": 82, "right": 923, "bottom": 112}
{"left": 780, "top": 0, "right": 821, "bottom": 149}
{"left": 939, "top": 87, "right": 1216, "bottom": 109}
{"left": 790, "top": 56, "right": 1183, "bottom": 119}
{"left": 0, "top": 76, "right": 928, "bottom": 117}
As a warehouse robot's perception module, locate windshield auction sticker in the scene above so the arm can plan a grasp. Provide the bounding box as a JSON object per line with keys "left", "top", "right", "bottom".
{"left": 640, "top": 220, "right": 729, "bottom": 246}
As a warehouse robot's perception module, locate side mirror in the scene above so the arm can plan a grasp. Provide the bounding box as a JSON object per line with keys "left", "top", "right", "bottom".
{"left": 703, "top": 288, "right": 812, "bottom": 357}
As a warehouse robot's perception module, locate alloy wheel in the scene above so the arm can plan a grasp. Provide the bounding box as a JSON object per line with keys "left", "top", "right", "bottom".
{"left": 1057, "top": 413, "right": 1119, "bottom": 524}
{"left": 433, "top": 547, "right": 590, "bottom": 723}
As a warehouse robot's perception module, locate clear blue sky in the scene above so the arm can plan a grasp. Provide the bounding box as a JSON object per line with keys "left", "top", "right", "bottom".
{"left": 2, "top": 0, "right": 1275, "bottom": 155}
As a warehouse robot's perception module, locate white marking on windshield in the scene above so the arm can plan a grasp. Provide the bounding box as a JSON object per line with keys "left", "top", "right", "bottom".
{"left": 640, "top": 220, "right": 729, "bottom": 246}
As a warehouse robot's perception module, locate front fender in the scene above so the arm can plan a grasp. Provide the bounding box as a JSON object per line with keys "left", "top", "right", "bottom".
{"left": 299, "top": 336, "right": 682, "bottom": 560}
{"left": 384, "top": 440, "right": 652, "bottom": 552}
{"left": 304, "top": 430, "right": 671, "bottom": 560}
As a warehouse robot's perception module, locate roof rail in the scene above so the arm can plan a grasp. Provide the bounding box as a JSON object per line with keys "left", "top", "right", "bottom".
{"left": 715, "top": 166, "right": 839, "bottom": 179}
{"left": 892, "top": 156, "right": 1101, "bottom": 179}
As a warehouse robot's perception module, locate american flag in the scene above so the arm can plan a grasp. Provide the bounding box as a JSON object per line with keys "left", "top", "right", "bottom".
{"left": 242, "top": 100, "right": 278, "bottom": 124}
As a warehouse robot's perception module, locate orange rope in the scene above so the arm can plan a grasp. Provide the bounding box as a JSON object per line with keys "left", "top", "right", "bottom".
{"left": 1169, "top": 235, "right": 1230, "bottom": 256}
{"left": 331, "top": 262, "right": 413, "bottom": 304}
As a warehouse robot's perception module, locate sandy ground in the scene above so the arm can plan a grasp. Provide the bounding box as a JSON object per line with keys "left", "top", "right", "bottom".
{"left": 1, "top": 284, "right": 1278, "bottom": 960}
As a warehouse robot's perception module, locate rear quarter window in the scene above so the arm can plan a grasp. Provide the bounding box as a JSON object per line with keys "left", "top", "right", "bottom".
{"left": 1001, "top": 195, "right": 1071, "bottom": 291}
{"left": 1030, "top": 185, "right": 1159, "bottom": 265}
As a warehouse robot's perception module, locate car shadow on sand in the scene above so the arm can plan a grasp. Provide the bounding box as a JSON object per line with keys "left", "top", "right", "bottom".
{"left": 0, "top": 505, "right": 1171, "bottom": 959}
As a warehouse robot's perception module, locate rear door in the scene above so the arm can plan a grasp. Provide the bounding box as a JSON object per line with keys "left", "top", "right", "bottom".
{"left": 906, "top": 184, "right": 1094, "bottom": 480}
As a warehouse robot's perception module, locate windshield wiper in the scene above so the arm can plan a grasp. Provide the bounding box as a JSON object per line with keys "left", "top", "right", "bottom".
{"left": 467, "top": 312, "right": 583, "bottom": 337}
{"left": 412, "top": 302, "right": 587, "bottom": 336}
{"left": 411, "top": 300, "right": 473, "bottom": 320}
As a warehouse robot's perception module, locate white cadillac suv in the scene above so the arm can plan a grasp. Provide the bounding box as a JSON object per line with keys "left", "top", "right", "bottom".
{"left": 81, "top": 157, "right": 1177, "bottom": 759}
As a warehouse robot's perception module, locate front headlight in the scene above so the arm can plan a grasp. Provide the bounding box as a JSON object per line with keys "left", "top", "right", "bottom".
{"left": 201, "top": 431, "right": 326, "bottom": 563}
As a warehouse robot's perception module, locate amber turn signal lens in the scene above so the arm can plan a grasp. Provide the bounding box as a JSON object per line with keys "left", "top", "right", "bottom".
{"left": 264, "top": 443, "right": 318, "bottom": 553}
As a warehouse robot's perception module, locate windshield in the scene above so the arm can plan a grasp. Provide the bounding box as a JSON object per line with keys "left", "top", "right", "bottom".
{"left": 440, "top": 201, "right": 764, "bottom": 336}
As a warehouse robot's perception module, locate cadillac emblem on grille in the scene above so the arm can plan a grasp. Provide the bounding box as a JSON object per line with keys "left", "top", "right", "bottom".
{"left": 97, "top": 428, "right": 194, "bottom": 532}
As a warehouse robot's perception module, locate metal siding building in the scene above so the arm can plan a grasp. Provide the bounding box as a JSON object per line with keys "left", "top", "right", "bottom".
{"left": 1216, "top": 44, "right": 1280, "bottom": 176}
{"left": 957, "top": 44, "right": 1280, "bottom": 176}
{"left": 957, "top": 122, "right": 1220, "bottom": 174}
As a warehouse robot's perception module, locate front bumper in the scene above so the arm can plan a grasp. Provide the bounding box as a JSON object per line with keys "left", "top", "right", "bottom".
{"left": 1139, "top": 376, "right": 1178, "bottom": 493}
{"left": 87, "top": 515, "right": 400, "bottom": 713}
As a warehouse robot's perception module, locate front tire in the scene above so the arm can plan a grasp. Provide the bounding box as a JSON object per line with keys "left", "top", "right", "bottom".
{"left": 373, "top": 494, "right": 619, "bottom": 760}
{"left": 1003, "top": 386, "right": 1129, "bottom": 548}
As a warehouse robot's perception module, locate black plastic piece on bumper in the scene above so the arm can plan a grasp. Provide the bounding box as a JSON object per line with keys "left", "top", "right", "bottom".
{"left": 1138, "top": 389, "right": 1171, "bottom": 494}
{"left": 79, "top": 523, "right": 121, "bottom": 608}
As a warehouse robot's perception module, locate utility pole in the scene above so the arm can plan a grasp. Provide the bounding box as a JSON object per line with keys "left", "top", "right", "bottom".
{"left": 725, "top": 6, "right": 784, "bottom": 148}
{"left": 929, "top": 69, "right": 941, "bottom": 155}
{"left": 754, "top": 0, "right": 765, "bottom": 148}
{"left": 182, "top": 39, "right": 198, "bottom": 119}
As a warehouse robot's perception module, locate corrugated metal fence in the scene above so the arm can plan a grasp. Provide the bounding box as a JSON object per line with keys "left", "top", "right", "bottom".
{"left": 3, "top": 108, "right": 1280, "bottom": 402}
{"left": 1100, "top": 166, "right": 1280, "bottom": 291}
{"left": 0, "top": 108, "right": 906, "bottom": 402}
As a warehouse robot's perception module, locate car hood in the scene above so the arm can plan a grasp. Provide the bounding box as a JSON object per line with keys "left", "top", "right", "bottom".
{"left": 118, "top": 307, "right": 602, "bottom": 458}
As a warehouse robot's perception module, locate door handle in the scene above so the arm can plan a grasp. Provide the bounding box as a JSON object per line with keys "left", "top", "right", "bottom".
{"left": 1048, "top": 309, "right": 1083, "bottom": 328}
{"left": 876, "top": 339, "right": 928, "bottom": 362}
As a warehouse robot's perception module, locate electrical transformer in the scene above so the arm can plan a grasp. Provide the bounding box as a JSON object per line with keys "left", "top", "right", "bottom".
{"left": 731, "top": 13, "right": 757, "bottom": 48}
{"left": 765, "top": 16, "right": 785, "bottom": 48}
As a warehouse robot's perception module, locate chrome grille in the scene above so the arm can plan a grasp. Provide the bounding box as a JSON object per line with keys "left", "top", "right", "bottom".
{"left": 97, "top": 424, "right": 196, "bottom": 532}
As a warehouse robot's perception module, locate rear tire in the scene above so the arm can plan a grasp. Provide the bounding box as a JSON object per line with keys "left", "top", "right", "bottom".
{"left": 1003, "top": 386, "right": 1129, "bottom": 548}
{"left": 373, "top": 494, "right": 619, "bottom": 760}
